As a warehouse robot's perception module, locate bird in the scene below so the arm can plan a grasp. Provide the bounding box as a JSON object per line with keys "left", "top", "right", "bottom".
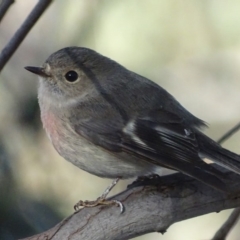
{"left": 25, "top": 47, "right": 240, "bottom": 211}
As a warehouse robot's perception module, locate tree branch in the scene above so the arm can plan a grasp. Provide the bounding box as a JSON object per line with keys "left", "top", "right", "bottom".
{"left": 0, "top": 0, "right": 14, "bottom": 22}
{"left": 0, "top": 0, "right": 53, "bottom": 72}
{"left": 20, "top": 171, "right": 240, "bottom": 240}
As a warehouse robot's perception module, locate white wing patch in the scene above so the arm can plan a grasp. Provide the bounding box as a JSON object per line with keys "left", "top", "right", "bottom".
{"left": 123, "top": 121, "right": 155, "bottom": 152}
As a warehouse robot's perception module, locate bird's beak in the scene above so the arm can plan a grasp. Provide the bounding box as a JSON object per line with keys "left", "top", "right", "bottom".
{"left": 24, "top": 66, "right": 49, "bottom": 77}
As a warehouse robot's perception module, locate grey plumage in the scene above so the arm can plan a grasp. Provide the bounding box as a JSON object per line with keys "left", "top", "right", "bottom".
{"left": 25, "top": 47, "right": 240, "bottom": 193}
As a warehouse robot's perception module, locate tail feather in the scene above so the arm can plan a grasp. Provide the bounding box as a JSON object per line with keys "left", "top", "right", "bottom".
{"left": 197, "top": 132, "right": 240, "bottom": 174}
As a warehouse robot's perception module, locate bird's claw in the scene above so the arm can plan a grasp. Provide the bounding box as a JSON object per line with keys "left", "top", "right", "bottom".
{"left": 74, "top": 198, "right": 124, "bottom": 213}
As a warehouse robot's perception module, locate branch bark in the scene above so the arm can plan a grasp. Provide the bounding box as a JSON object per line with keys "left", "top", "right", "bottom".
{"left": 20, "top": 171, "right": 240, "bottom": 240}
{"left": 0, "top": 0, "right": 53, "bottom": 72}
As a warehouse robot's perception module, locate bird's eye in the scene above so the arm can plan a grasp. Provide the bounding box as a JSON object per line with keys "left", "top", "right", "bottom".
{"left": 65, "top": 71, "right": 79, "bottom": 82}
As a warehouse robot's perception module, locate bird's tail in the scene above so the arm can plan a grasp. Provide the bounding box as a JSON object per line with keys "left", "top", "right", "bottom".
{"left": 197, "top": 132, "right": 240, "bottom": 174}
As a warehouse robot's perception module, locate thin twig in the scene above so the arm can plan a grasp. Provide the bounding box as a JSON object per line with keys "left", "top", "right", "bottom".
{"left": 0, "top": 0, "right": 53, "bottom": 72}
{"left": 0, "top": 0, "right": 14, "bottom": 22}
{"left": 212, "top": 208, "right": 240, "bottom": 240}
{"left": 217, "top": 122, "right": 240, "bottom": 145}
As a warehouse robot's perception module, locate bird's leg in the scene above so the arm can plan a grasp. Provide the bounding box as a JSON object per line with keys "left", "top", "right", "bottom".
{"left": 99, "top": 177, "right": 120, "bottom": 199}
{"left": 74, "top": 178, "right": 124, "bottom": 213}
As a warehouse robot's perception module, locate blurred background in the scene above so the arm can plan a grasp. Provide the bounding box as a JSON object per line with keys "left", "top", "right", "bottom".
{"left": 1, "top": 0, "right": 240, "bottom": 239}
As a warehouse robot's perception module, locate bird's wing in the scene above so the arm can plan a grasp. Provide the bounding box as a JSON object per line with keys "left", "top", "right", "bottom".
{"left": 75, "top": 109, "right": 227, "bottom": 192}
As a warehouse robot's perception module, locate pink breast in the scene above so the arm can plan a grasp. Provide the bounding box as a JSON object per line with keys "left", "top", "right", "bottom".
{"left": 41, "top": 110, "right": 61, "bottom": 149}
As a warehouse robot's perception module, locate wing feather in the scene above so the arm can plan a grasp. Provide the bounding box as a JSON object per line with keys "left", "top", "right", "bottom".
{"left": 74, "top": 110, "right": 228, "bottom": 192}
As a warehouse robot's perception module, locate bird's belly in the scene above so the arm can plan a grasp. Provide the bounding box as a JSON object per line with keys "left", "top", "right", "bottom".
{"left": 41, "top": 110, "right": 157, "bottom": 178}
{"left": 55, "top": 132, "right": 156, "bottom": 179}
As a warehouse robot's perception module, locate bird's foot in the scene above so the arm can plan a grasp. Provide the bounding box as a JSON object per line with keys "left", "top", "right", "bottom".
{"left": 74, "top": 178, "right": 124, "bottom": 213}
{"left": 74, "top": 197, "right": 124, "bottom": 213}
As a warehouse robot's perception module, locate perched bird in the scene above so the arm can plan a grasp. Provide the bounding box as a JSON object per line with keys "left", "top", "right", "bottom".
{"left": 25, "top": 47, "right": 240, "bottom": 211}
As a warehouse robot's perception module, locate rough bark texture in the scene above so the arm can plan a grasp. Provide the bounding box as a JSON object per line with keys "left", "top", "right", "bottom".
{"left": 20, "top": 171, "right": 240, "bottom": 240}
